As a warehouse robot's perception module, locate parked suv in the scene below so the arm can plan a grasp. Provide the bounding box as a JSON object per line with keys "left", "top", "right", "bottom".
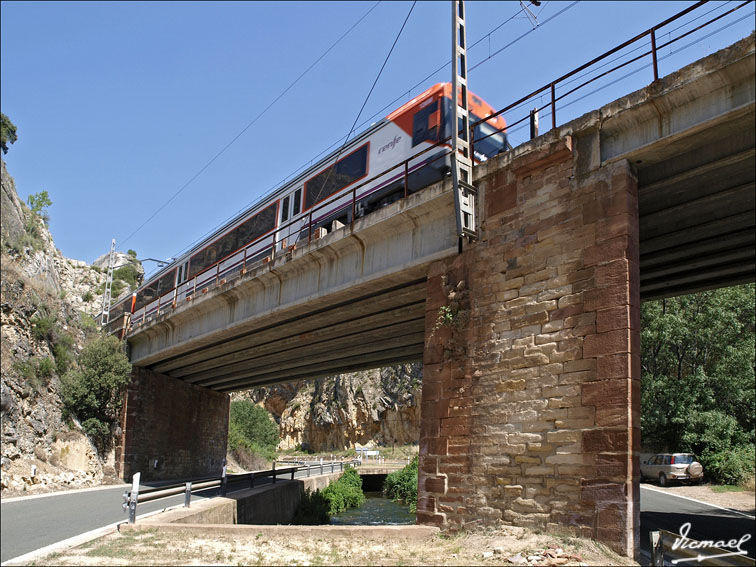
{"left": 640, "top": 453, "right": 704, "bottom": 486}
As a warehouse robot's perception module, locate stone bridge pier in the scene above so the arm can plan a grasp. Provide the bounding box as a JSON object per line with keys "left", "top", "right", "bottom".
{"left": 418, "top": 135, "right": 640, "bottom": 557}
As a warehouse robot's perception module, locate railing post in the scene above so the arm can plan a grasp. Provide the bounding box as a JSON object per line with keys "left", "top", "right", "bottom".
{"left": 650, "top": 29, "right": 659, "bottom": 81}
{"left": 529, "top": 108, "right": 539, "bottom": 140}
{"left": 250, "top": 472, "right": 255, "bottom": 488}
{"left": 650, "top": 531, "right": 663, "bottom": 566}
{"left": 272, "top": 461, "right": 277, "bottom": 484}
{"left": 307, "top": 464, "right": 311, "bottom": 477}
{"left": 308, "top": 211, "right": 313, "bottom": 243}
{"left": 184, "top": 482, "right": 192, "bottom": 508}
{"left": 404, "top": 161, "right": 409, "bottom": 199}
{"left": 351, "top": 187, "right": 356, "bottom": 227}
{"left": 291, "top": 468, "right": 295, "bottom": 480}
{"left": 550, "top": 83, "right": 556, "bottom": 130}
{"left": 221, "top": 464, "right": 227, "bottom": 497}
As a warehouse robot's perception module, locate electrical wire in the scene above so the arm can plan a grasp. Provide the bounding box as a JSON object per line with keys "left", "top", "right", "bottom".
{"left": 117, "top": 1, "right": 381, "bottom": 249}
{"left": 312, "top": 1, "right": 417, "bottom": 205}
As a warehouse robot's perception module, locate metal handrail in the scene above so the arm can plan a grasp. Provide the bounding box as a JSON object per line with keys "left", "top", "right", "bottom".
{"left": 470, "top": 0, "right": 751, "bottom": 146}
{"left": 122, "top": 460, "right": 361, "bottom": 524}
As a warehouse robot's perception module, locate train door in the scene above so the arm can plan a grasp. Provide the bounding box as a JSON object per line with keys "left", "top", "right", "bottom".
{"left": 276, "top": 194, "right": 291, "bottom": 251}
{"left": 176, "top": 260, "right": 190, "bottom": 300}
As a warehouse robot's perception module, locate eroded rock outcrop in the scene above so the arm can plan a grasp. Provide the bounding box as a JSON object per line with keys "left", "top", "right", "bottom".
{"left": 246, "top": 363, "right": 422, "bottom": 451}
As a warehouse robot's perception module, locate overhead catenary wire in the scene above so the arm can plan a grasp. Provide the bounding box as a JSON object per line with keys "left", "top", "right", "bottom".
{"left": 116, "top": 1, "right": 382, "bottom": 249}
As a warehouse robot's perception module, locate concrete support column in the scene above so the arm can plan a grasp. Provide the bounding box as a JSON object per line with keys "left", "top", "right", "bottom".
{"left": 116, "top": 367, "right": 230, "bottom": 482}
{"left": 418, "top": 135, "right": 640, "bottom": 558}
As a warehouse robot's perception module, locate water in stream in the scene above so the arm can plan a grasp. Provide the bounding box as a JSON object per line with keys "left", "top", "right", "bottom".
{"left": 329, "top": 492, "right": 416, "bottom": 525}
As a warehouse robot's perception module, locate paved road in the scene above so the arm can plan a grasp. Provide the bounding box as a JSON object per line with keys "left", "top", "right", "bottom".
{"left": 0, "top": 464, "right": 348, "bottom": 564}
{"left": 4, "top": 475, "right": 753, "bottom": 564}
{"left": 639, "top": 484, "right": 756, "bottom": 561}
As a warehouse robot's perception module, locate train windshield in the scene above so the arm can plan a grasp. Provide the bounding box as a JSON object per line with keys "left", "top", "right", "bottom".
{"left": 472, "top": 115, "right": 508, "bottom": 160}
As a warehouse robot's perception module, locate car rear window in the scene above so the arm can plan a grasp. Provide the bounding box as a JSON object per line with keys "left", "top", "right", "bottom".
{"left": 675, "top": 455, "right": 694, "bottom": 464}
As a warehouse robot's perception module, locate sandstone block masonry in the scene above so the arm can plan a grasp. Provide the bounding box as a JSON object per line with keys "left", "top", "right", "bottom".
{"left": 116, "top": 367, "right": 230, "bottom": 482}
{"left": 418, "top": 135, "right": 640, "bottom": 557}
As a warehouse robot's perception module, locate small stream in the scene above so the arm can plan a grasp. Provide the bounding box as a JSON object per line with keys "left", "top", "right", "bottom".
{"left": 329, "top": 491, "right": 415, "bottom": 525}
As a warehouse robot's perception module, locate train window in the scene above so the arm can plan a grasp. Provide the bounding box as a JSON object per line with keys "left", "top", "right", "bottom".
{"left": 304, "top": 144, "right": 368, "bottom": 211}
{"left": 188, "top": 202, "right": 277, "bottom": 279}
{"left": 293, "top": 189, "right": 301, "bottom": 215}
{"left": 281, "top": 196, "right": 290, "bottom": 223}
{"left": 412, "top": 101, "right": 439, "bottom": 147}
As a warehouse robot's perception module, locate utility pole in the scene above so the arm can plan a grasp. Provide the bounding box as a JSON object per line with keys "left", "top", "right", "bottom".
{"left": 451, "top": 0, "right": 477, "bottom": 242}
{"left": 100, "top": 238, "right": 116, "bottom": 326}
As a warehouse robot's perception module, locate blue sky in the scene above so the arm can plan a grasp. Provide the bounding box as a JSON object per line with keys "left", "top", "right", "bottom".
{"left": 1, "top": 1, "right": 753, "bottom": 275}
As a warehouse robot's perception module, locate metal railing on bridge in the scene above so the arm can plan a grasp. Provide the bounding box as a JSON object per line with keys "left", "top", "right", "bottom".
{"left": 122, "top": 459, "right": 360, "bottom": 524}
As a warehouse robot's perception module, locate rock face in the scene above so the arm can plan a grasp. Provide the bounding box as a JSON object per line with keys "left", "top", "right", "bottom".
{"left": 1, "top": 159, "right": 109, "bottom": 494}
{"left": 246, "top": 363, "right": 422, "bottom": 451}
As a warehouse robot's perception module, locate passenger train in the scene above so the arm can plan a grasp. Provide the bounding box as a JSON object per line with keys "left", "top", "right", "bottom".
{"left": 105, "top": 83, "right": 508, "bottom": 333}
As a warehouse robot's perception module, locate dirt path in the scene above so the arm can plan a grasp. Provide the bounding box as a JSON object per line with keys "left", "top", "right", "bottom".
{"left": 32, "top": 525, "right": 637, "bottom": 566}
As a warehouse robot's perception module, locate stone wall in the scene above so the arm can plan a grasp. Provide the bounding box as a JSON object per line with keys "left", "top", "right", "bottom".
{"left": 117, "top": 367, "right": 230, "bottom": 482}
{"left": 418, "top": 135, "right": 639, "bottom": 557}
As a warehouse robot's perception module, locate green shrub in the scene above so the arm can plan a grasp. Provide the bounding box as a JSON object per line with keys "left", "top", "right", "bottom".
{"left": 37, "top": 357, "right": 55, "bottom": 380}
{"left": 321, "top": 466, "right": 365, "bottom": 515}
{"left": 292, "top": 489, "right": 330, "bottom": 525}
{"left": 700, "top": 446, "right": 755, "bottom": 485}
{"left": 31, "top": 313, "right": 56, "bottom": 342}
{"left": 384, "top": 456, "right": 418, "bottom": 513}
{"left": 113, "top": 264, "right": 139, "bottom": 289}
{"left": 110, "top": 279, "right": 125, "bottom": 299}
{"left": 82, "top": 291, "right": 94, "bottom": 303}
{"left": 79, "top": 313, "right": 100, "bottom": 334}
{"left": 61, "top": 335, "right": 131, "bottom": 453}
{"left": 53, "top": 333, "right": 75, "bottom": 374}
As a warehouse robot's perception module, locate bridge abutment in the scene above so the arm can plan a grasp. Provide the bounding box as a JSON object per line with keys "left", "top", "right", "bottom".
{"left": 116, "top": 367, "right": 230, "bottom": 482}
{"left": 419, "top": 135, "right": 640, "bottom": 557}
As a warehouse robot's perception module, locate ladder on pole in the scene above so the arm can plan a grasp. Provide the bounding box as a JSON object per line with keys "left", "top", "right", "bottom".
{"left": 101, "top": 238, "right": 116, "bottom": 326}
{"left": 451, "top": 0, "right": 477, "bottom": 241}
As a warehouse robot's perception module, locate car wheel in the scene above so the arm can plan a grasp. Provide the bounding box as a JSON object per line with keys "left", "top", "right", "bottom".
{"left": 659, "top": 473, "right": 668, "bottom": 487}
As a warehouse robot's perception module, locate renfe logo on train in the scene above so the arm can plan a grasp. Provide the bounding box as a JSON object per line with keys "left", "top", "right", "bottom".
{"left": 378, "top": 136, "right": 402, "bottom": 154}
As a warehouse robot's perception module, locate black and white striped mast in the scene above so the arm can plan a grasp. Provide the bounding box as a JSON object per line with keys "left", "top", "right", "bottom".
{"left": 451, "top": 0, "right": 477, "bottom": 242}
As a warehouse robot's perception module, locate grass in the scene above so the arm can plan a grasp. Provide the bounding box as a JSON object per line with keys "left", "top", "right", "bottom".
{"left": 711, "top": 484, "right": 745, "bottom": 493}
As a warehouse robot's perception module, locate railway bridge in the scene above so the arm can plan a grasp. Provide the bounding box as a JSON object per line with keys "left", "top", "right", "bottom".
{"left": 116, "top": 34, "right": 755, "bottom": 557}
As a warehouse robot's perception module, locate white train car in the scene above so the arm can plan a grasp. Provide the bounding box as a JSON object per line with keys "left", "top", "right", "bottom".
{"left": 107, "top": 83, "right": 508, "bottom": 333}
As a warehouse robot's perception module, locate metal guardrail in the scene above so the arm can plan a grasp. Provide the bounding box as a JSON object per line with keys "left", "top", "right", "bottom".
{"left": 122, "top": 460, "right": 361, "bottom": 524}
{"left": 650, "top": 528, "right": 755, "bottom": 566}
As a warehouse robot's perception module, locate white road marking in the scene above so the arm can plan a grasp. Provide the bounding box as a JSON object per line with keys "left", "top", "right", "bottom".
{"left": 641, "top": 485, "right": 756, "bottom": 520}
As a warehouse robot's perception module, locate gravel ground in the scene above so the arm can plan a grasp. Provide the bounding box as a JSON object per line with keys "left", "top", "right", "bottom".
{"left": 641, "top": 482, "right": 755, "bottom": 514}
{"left": 29, "top": 525, "right": 637, "bottom": 566}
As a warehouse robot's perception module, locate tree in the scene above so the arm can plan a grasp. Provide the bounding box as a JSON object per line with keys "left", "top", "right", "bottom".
{"left": 641, "top": 284, "right": 755, "bottom": 483}
{"left": 228, "top": 400, "right": 279, "bottom": 451}
{"left": 60, "top": 335, "right": 132, "bottom": 453}
{"left": 27, "top": 191, "right": 53, "bottom": 215}
{"left": 1, "top": 112, "right": 18, "bottom": 154}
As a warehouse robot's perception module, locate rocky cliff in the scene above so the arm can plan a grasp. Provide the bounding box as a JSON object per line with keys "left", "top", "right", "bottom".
{"left": 1, "top": 159, "right": 115, "bottom": 493}
{"left": 245, "top": 362, "right": 422, "bottom": 452}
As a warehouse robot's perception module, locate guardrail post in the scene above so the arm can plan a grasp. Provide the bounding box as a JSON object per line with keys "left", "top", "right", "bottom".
{"left": 272, "top": 461, "right": 277, "bottom": 484}
{"left": 307, "top": 464, "right": 311, "bottom": 477}
{"left": 650, "top": 531, "right": 663, "bottom": 566}
{"left": 320, "top": 459, "right": 323, "bottom": 475}
{"left": 127, "top": 472, "right": 140, "bottom": 524}
{"left": 184, "top": 482, "right": 192, "bottom": 507}
{"left": 331, "top": 463, "right": 334, "bottom": 474}
{"left": 291, "top": 468, "right": 295, "bottom": 480}
{"left": 221, "top": 464, "right": 227, "bottom": 497}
